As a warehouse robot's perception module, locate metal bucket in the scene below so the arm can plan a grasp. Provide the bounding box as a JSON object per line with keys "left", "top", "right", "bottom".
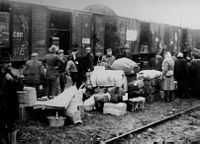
{"left": 47, "top": 116, "right": 66, "bottom": 127}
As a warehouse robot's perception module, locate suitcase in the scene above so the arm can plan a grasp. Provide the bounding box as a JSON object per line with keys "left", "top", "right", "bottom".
{"left": 128, "top": 79, "right": 144, "bottom": 91}
{"left": 103, "top": 102, "right": 127, "bottom": 116}
{"left": 127, "top": 97, "right": 145, "bottom": 112}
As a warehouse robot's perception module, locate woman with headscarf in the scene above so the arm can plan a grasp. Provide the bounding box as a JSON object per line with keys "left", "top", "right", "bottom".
{"left": 161, "top": 51, "right": 175, "bottom": 102}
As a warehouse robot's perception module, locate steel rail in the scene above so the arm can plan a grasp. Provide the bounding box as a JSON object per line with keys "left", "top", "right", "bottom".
{"left": 101, "top": 105, "right": 200, "bottom": 144}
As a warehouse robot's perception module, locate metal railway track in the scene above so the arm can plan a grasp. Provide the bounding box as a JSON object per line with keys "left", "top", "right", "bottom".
{"left": 100, "top": 105, "right": 200, "bottom": 144}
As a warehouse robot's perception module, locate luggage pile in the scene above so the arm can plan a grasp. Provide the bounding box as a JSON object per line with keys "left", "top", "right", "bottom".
{"left": 83, "top": 68, "right": 128, "bottom": 116}
{"left": 83, "top": 65, "right": 147, "bottom": 116}
{"left": 128, "top": 78, "right": 145, "bottom": 99}
{"left": 138, "top": 70, "right": 162, "bottom": 102}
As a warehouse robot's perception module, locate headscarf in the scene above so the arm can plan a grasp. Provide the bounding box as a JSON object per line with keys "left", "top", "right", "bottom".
{"left": 162, "top": 51, "right": 174, "bottom": 73}
{"left": 177, "top": 52, "right": 183, "bottom": 58}
{"left": 164, "top": 51, "right": 172, "bottom": 60}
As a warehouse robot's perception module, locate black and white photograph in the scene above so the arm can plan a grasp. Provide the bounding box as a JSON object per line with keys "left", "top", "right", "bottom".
{"left": 1, "top": 0, "right": 200, "bottom": 143}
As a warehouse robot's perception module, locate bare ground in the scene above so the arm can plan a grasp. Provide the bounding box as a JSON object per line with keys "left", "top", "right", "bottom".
{"left": 16, "top": 98, "right": 200, "bottom": 144}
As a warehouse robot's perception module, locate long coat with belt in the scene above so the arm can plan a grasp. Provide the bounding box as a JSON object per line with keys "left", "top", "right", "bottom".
{"left": 161, "top": 57, "right": 175, "bottom": 91}
{"left": 0, "top": 70, "right": 23, "bottom": 132}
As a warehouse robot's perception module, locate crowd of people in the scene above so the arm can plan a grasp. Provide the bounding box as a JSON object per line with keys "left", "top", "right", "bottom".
{"left": 22, "top": 43, "right": 200, "bottom": 101}
{"left": 1, "top": 42, "right": 200, "bottom": 144}
{"left": 151, "top": 48, "right": 200, "bottom": 101}
{"left": 22, "top": 44, "right": 120, "bottom": 98}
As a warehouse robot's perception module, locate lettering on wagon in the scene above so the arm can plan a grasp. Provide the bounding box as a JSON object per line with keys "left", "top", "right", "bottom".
{"left": 13, "top": 31, "right": 24, "bottom": 38}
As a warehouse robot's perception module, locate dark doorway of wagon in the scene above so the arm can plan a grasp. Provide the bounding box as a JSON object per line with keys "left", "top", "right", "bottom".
{"left": 49, "top": 10, "right": 71, "bottom": 55}
{"left": 84, "top": 4, "right": 118, "bottom": 55}
{"left": 139, "top": 22, "right": 152, "bottom": 53}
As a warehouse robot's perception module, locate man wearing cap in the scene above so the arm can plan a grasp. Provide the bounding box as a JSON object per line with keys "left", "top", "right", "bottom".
{"left": 174, "top": 52, "right": 189, "bottom": 98}
{"left": 23, "top": 53, "right": 45, "bottom": 96}
{"left": 43, "top": 45, "right": 61, "bottom": 97}
{"left": 57, "top": 49, "right": 67, "bottom": 92}
{"left": 102, "top": 48, "right": 115, "bottom": 69}
{"left": 0, "top": 53, "right": 23, "bottom": 144}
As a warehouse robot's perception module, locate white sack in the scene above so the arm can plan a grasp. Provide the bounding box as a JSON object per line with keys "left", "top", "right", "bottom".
{"left": 90, "top": 70, "right": 126, "bottom": 88}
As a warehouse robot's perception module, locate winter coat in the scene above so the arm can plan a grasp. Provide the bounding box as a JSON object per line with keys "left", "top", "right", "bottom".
{"left": 0, "top": 70, "right": 23, "bottom": 131}
{"left": 161, "top": 58, "right": 175, "bottom": 91}
{"left": 66, "top": 60, "right": 78, "bottom": 73}
{"left": 102, "top": 55, "right": 115, "bottom": 68}
{"left": 43, "top": 53, "right": 61, "bottom": 80}
{"left": 23, "top": 60, "right": 44, "bottom": 84}
{"left": 189, "top": 59, "right": 200, "bottom": 92}
{"left": 83, "top": 54, "right": 94, "bottom": 72}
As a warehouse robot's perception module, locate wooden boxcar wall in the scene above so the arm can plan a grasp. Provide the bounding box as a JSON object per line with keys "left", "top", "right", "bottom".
{"left": 2, "top": 0, "right": 200, "bottom": 61}
{"left": 72, "top": 11, "right": 93, "bottom": 56}
{"left": 31, "top": 5, "right": 49, "bottom": 59}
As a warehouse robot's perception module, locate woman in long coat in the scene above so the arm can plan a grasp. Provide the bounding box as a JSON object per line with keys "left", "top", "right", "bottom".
{"left": 161, "top": 51, "right": 175, "bottom": 102}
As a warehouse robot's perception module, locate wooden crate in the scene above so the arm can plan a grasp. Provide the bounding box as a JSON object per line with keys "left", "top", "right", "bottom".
{"left": 127, "top": 97, "right": 145, "bottom": 112}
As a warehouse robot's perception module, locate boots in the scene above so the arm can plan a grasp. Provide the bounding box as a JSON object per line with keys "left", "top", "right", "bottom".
{"left": 164, "top": 91, "right": 172, "bottom": 102}
{"left": 7, "top": 130, "right": 17, "bottom": 144}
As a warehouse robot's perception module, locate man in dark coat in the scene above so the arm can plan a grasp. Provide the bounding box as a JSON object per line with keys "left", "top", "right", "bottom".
{"left": 83, "top": 47, "right": 94, "bottom": 72}
{"left": 43, "top": 45, "right": 61, "bottom": 97}
{"left": 57, "top": 49, "right": 67, "bottom": 92}
{"left": 71, "top": 45, "right": 85, "bottom": 88}
{"left": 188, "top": 52, "right": 200, "bottom": 98}
{"left": 0, "top": 53, "right": 23, "bottom": 144}
{"left": 23, "top": 53, "right": 45, "bottom": 97}
{"left": 174, "top": 52, "right": 189, "bottom": 98}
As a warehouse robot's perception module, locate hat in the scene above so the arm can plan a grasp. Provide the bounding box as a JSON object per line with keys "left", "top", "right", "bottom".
{"left": 177, "top": 52, "right": 183, "bottom": 58}
{"left": 31, "top": 52, "right": 39, "bottom": 57}
{"left": 57, "top": 49, "right": 64, "bottom": 54}
{"left": 49, "top": 45, "right": 59, "bottom": 52}
{"left": 0, "top": 53, "right": 12, "bottom": 64}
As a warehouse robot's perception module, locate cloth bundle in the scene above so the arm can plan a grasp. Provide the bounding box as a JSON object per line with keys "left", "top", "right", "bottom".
{"left": 111, "top": 58, "right": 139, "bottom": 74}
{"left": 138, "top": 70, "right": 162, "bottom": 80}
{"left": 90, "top": 70, "right": 127, "bottom": 89}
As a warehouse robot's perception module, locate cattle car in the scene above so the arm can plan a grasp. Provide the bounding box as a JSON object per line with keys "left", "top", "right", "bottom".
{"left": 0, "top": 0, "right": 199, "bottom": 68}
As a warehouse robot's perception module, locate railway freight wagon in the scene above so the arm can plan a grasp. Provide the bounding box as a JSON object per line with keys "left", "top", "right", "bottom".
{"left": 0, "top": 0, "right": 105, "bottom": 67}
{"left": 0, "top": 0, "right": 199, "bottom": 68}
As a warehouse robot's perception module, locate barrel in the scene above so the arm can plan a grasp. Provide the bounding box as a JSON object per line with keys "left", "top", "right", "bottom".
{"left": 18, "top": 87, "right": 37, "bottom": 106}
